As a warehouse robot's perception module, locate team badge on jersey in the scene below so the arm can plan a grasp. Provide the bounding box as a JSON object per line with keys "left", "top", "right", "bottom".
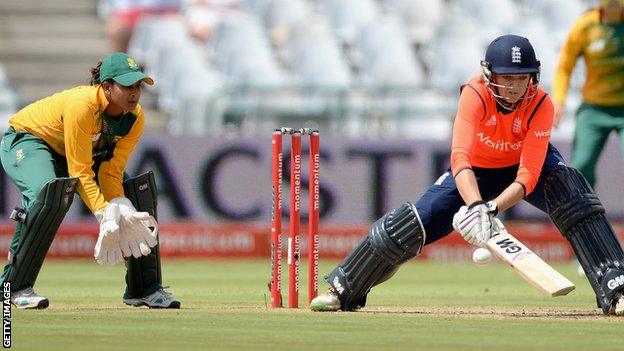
{"left": 15, "top": 149, "right": 24, "bottom": 163}
{"left": 512, "top": 117, "right": 522, "bottom": 134}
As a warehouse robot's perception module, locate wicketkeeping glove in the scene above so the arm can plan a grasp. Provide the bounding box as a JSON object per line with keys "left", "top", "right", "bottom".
{"left": 452, "top": 200, "right": 498, "bottom": 247}
{"left": 110, "top": 197, "right": 158, "bottom": 258}
{"left": 94, "top": 202, "right": 124, "bottom": 265}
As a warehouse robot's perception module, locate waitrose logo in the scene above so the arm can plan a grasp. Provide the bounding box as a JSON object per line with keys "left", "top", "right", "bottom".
{"left": 534, "top": 130, "right": 550, "bottom": 138}
{"left": 477, "top": 132, "right": 522, "bottom": 151}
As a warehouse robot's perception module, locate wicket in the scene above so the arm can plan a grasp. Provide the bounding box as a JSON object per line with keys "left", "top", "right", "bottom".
{"left": 270, "top": 127, "right": 320, "bottom": 308}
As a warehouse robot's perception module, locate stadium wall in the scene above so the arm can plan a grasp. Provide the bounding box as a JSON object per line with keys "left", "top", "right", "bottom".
{"left": 0, "top": 221, "right": 622, "bottom": 263}
{"left": 0, "top": 135, "right": 623, "bottom": 222}
{"left": 0, "top": 135, "right": 623, "bottom": 262}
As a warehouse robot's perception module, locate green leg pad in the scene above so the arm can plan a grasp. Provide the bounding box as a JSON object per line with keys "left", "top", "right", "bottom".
{"left": 123, "top": 171, "right": 162, "bottom": 298}
{"left": 5, "top": 177, "right": 78, "bottom": 290}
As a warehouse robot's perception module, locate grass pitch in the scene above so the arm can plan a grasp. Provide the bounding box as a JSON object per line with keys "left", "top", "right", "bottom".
{"left": 11, "top": 259, "right": 622, "bottom": 351}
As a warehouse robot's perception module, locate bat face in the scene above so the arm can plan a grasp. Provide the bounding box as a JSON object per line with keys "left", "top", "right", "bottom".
{"left": 490, "top": 236, "right": 524, "bottom": 257}
{"left": 486, "top": 220, "right": 575, "bottom": 297}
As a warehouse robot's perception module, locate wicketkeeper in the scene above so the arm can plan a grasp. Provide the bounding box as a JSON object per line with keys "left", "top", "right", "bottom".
{"left": 311, "top": 35, "right": 624, "bottom": 316}
{"left": 0, "top": 52, "right": 180, "bottom": 309}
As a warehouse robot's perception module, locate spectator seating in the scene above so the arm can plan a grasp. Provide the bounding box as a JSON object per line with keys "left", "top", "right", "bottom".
{"left": 0, "top": 64, "right": 20, "bottom": 131}
{"left": 118, "top": 0, "right": 595, "bottom": 138}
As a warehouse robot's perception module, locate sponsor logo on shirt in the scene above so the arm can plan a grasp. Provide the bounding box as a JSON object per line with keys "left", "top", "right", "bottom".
{"left": 534, "top": 130, "right": 550, "bottom": 138}
{"left": 477, "top": 132, "right": 522, "bottom": 151}
{"left": 485, "top": 115, "right": 497, "bottom": 126}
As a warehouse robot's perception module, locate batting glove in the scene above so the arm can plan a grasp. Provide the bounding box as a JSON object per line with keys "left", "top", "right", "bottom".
{"left": 452, "top": 200, "right": 498, "bottom": 247}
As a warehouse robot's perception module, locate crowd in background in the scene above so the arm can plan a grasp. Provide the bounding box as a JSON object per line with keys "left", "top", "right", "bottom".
{"left": 1, "top": 0, "right": 604, "bottom": 138}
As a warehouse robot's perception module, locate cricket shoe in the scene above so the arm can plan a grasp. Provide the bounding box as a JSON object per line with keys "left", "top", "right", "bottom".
{"left": 608, "top": 292, "right": 624, "bottom": 316}
{"left": 310, "top": 288, "right": 341, "bottom": 312}
{"left": 123, "top": 288, "right": 181, "bottom": 309}
{"left": 11, "top": 287, "right": 49, "bottom": 309}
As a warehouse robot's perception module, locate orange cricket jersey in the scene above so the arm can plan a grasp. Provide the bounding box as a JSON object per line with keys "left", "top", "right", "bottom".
{"left": 450, "top": 77, "right": 554, "bottom": 195}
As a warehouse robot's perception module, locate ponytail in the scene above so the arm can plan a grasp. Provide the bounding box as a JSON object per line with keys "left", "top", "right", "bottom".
{"left": 90, "top": 60, "right": 103, "bottom": 85}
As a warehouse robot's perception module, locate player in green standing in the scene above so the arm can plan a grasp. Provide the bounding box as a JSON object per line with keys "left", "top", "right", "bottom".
{"left": 553, "top": 0, "right": 624, "bottom": 187}
{"left": 0, "top": 52, "right": 180, "bottom": 309}
{"left": 553, "top": 0, "right": 624, "bottom": 276}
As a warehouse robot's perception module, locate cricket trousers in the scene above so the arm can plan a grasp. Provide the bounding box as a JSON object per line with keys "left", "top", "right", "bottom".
{"left": 572, "top": 102, "right": 624, "bottom": 188}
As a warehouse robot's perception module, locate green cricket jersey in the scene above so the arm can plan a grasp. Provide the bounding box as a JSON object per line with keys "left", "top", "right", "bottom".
{"left": 553, "top": 8, "right": 624, "bottom": 106}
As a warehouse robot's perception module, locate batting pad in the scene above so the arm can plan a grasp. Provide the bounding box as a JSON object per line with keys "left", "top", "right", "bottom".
{"left": 325, "top": 202, "right": 425, "bottom": 311}
{"left": 545, "top": 166, "right": 624, "bottom": 313}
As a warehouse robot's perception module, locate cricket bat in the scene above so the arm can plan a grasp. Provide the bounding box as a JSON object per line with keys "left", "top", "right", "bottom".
{"left": 486, "top": 219, "right": 575, "bottom": 297}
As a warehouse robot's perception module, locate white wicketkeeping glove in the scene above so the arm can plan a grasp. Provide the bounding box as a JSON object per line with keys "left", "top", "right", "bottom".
{"left": 452, "top": 201, "right": 497, "bottom": 247}
{"left": 94, "top": 202, "right": 124, "bottom": 265}
{"left": 110, "top": 197, "right": 158, "bottom": 258}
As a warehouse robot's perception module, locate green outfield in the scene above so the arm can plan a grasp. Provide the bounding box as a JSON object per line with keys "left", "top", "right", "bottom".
{"left": 10, "top": 259, "right": 622, "bottom": 351}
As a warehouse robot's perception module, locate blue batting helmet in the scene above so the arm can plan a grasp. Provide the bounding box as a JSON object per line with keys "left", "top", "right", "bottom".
{"left": 479, "top": 35, "right": 541, "bottom": 111}
{"left": 481, "top": 34, "right": 540, "bottom": 82}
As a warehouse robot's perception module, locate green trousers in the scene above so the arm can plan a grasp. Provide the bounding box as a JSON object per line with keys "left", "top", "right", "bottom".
{"left": 0, "top": 129, "right": 69, "bottom": 283}
{"left": 572, "top": 102, "right": 624, "bottom": 187}
{"left": 0, "top": 129, "right": 69, "bottom": 208}
{"left": 0, "top": 129, "right": 160, "bottom": 297}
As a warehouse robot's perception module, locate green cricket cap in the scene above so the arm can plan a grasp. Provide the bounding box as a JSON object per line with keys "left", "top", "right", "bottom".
{"left": 99, "top": 52, "right": 154, "bottom": 86}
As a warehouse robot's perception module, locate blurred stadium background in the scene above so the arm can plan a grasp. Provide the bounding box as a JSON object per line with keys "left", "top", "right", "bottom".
{"left": 0, "top": 0, "right": 622, "bottom": 263}
{"left": 1, "top": 0, "right": 595, "bottom": 136}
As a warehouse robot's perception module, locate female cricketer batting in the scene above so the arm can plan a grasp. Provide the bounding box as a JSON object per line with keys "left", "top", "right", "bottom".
{"left": 0, "top": 52, "right": 180, "bottom": 309}
{"left": 311, "top": 35, "right": 624, "bottom": 316}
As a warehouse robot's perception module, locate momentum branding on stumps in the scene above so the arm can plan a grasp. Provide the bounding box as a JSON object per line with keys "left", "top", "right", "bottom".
{"left": 270, "top": 128, "right": 320, "bottom": 308}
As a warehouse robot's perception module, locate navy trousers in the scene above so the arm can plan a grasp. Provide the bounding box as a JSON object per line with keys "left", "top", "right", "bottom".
{"left": 416, "top": 143, "right": 566, "bottom": 246}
